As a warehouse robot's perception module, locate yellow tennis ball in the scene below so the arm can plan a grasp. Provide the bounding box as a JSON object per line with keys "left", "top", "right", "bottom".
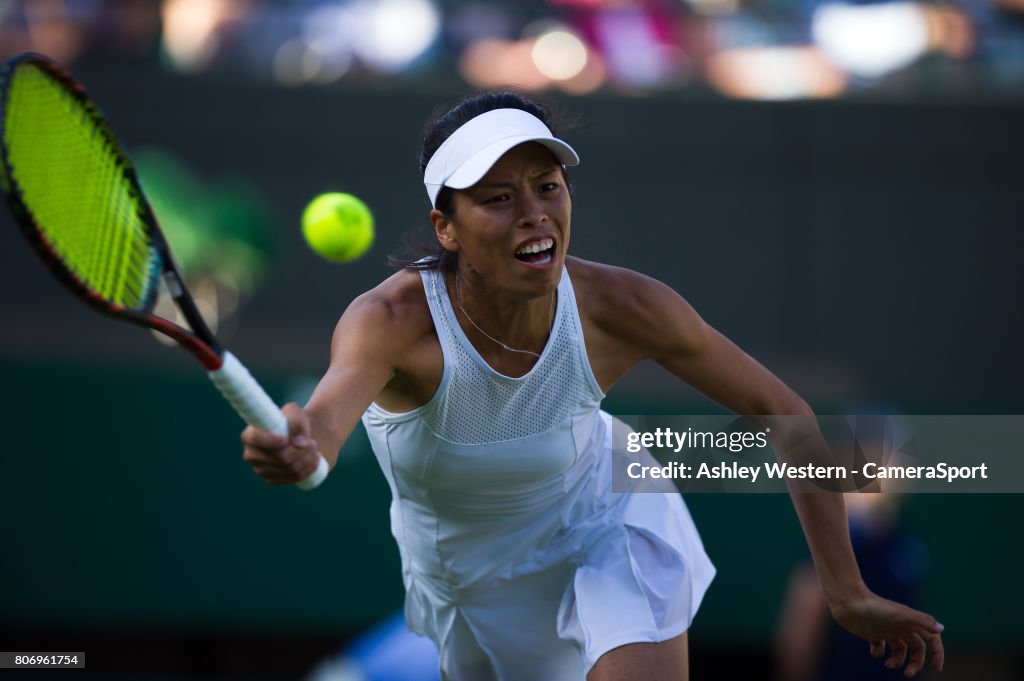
{"left": 301, "top": 192, "right": 375, "bottom": 262}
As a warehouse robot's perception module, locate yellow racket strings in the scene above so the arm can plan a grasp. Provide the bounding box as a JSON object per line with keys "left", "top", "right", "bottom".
{"left": 5, "top": 64, "right": 159, "bottom": 310}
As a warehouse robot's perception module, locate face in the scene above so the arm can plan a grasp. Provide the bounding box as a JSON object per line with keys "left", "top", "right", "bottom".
{"left": 431, "top": 142, "right": 571, "bottom": 300}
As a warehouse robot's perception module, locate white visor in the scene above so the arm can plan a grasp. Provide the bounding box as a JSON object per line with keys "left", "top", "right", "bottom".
{"left": 423, "top": 108, "right": 579, "bottom": 208}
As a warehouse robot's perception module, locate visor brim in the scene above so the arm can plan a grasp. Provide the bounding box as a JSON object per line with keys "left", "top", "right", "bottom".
{"left": 444, "top": 136, "right": 580, "bottom": 190}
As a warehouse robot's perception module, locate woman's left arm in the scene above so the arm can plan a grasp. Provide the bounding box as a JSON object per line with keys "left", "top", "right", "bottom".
{"left": 584, "top": 262, "right": 944, "bottom": 676}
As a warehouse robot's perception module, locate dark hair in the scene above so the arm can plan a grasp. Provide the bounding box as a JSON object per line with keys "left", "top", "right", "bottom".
{"left": 388, "top": 91, "right": 570, "bottom": 271}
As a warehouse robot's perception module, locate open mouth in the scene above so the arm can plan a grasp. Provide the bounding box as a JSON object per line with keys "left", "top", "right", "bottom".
{"left": 514, "top": 238, "right": 555, "bottom": 266}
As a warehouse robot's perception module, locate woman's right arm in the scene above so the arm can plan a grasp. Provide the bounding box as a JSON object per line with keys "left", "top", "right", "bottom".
{"left": 240, "top": 275, "right": 428, "bottom": 485}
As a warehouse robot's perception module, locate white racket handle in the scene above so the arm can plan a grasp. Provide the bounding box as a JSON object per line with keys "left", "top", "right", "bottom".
{"left": 208, "top": 351, "right": 329, "bottom": 491}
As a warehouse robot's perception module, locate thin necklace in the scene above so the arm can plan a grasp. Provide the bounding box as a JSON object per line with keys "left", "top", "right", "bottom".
{"left": 455, "top": 272, "right": 555, "bottom": 359}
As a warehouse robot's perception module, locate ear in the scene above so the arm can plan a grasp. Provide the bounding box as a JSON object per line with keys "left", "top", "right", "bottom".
{"left": 430, "top": 209, "right": 460, "bottom": 253}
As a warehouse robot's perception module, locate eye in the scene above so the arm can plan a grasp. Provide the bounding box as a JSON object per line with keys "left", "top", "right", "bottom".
{"left": 539, "top": 182, "right": 559, "bottom": 193}
{"left": 485, "top": 193, "right": 511, "bottom": 204}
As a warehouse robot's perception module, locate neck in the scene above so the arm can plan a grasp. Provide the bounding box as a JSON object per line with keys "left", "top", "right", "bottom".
{"left": 450, "top": 268, "right": 557, "bottom": 358}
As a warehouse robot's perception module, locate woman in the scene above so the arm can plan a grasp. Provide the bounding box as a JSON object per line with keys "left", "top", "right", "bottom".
{"left": 241, "top": 92, "right": 944, "bottom": 681}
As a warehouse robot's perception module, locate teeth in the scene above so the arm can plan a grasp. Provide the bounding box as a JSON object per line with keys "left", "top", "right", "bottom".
{"left": 516, "top": 238, "right": 554, "bottom": 255}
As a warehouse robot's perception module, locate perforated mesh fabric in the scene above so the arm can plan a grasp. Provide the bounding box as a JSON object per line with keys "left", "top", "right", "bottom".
{"left": 421, "top": 268, "right": 602, "bottom": 444}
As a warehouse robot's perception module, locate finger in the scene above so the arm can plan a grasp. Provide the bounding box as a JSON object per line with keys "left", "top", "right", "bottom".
{"left": 886, "top": 638, "right": 908, "bottom": 669}
{"left": 249, "top": 459, "right": 296, "bottom": 474}
{"left": 251, "top": 458, "right": 310, "bottom": 479}
{"left": 291, "top": 446, "right": 324, "bottom": 481}
{"left": 241, "top": 425, "right": 288, "bottom": 450}
{"left": 903, "top": 633, "right": 927, "bottom": 677}
{"left": 251, "top": 446, "right": 321, "bottom": 482}
{"left": 281, "top": 441, "right": 320, "bottom": 467}
{"left": 282, "top": 403, "right": 312, "bottom": 448}
{"left": 870, "top": 640, "right": 886, "bottom": 658}
{"left": 244, "top": 449, "right": 278, "bottom": 466}
{"left": 242, "top": 443, "right": 300, "bottom": 466}
{"left": 908, "top": 607, "right": 944, "bottom": 635}
{"left": 248, "top": 463, "right": 292, "bottom": 483}
{"left": 927, "top": 632, "right": 945, "bottom": 672}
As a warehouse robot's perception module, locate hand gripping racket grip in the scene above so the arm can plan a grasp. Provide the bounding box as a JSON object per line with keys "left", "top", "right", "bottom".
{"left": 208, "top": 352, "right": 329, "bottom": 491}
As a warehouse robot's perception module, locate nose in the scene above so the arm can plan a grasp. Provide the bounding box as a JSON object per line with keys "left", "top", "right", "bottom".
{"left": 517, "top": 191, "right": 548, "bottom": 228}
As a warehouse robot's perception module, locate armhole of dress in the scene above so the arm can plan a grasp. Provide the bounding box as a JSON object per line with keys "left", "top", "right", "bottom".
{"left": 365, "top": 269, "right": 451, "bottom": 424}
{"left": 562, "top": 269, "right": 606, "bottom": 401}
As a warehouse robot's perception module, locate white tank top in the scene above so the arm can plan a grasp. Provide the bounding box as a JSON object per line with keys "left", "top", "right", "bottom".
{"left": 361, "top": 265, "right": 609, "bottom": 593}
{"left": 361, "top": 267, "right": 717, "bottom": 670}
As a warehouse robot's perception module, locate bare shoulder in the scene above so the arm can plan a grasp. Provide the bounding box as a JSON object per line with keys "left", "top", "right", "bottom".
{"left": 332, "top": 268, "right": 435, "bottom": 357}
{"left": 566, "top": 257, "right": 660, "bottom": 311}
{"left": 566, "top": 256, "right": 684, "bottom": 329}
{"left": 566, "top": 256, "right": 708, "bottom": 359}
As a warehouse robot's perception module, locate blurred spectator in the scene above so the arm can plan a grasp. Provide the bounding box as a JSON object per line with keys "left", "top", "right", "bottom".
{"left": 0, "top": 0, "right": 159, "bottom": 64}
{"left": 1, "top": 0, "right": 1021, "bottom": 98}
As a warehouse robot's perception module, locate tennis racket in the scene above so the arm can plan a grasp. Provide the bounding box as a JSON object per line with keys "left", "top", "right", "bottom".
{"left": 0, "top": 52, "right": 328, "bottom": 490}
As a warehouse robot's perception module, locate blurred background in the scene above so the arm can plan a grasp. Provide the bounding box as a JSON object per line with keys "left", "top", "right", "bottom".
{"left": 0, "top": 0, "right": 1022, "bottom": 679}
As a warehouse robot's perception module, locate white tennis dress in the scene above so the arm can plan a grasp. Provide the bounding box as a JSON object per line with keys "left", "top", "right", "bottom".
{"left": 361, "top": 266, "right": 715, "bottom": 680}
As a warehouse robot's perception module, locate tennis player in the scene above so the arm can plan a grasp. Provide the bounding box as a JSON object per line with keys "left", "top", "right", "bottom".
{"left": 241, "top": 93, "right": 944, "bottom": 681}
